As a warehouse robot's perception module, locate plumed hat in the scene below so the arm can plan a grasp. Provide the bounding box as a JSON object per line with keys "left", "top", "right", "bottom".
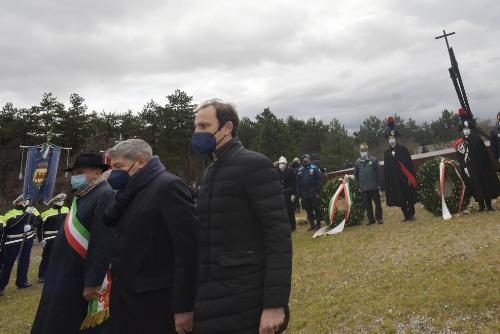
{"left": 385, "top": 116, "right": 400, "bottom": 138}
{"left": 457, "top": 107, "right": 474, "bottom": 131}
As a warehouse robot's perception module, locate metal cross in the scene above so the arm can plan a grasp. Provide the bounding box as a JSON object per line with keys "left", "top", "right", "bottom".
{"left": 435, "top": 30, "right": 456, "bottom": 51}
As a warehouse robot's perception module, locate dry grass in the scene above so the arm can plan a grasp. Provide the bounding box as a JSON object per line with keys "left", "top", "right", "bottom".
{"left": 289, "top": 202, "right": 500, "bottom": 333}
{"left": 0, "top": 202, "right": 499, "bottom": 333}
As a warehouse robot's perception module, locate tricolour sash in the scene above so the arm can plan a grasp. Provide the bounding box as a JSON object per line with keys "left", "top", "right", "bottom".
{"left": 64, "top": 197, "right": 112, "bottom": 330}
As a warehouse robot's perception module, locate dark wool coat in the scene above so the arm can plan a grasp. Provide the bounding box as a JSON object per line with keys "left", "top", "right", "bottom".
{"left": 31, "top": 182, "right": 115, "bottom": 334}
{"left": 107, "top": 162, "right": 198, "bottom": 334}
{"left": 194, "top": 138, "right": 292, "bottom": 334}
{"left": 456, "top": 134, "right": 500, "bottom": 201}
{"left": 383, "top": 144, "right": 417, "bottom": 207}
{"left": 278, "top": 167, "right": 297, "bottom": 197}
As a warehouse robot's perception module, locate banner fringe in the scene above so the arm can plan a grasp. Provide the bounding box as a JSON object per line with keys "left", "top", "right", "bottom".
{"left": 80, "top": 308, "right": 110, "bottom": 330}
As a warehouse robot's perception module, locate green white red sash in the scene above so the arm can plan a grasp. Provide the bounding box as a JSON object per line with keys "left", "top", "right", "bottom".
{"left": 64, "top": 197, "right": 112, "bottom": 330}
{"left": 64, "top": 199, "right": 89, "bottom": 258}
{"left": 439, "top": 158, "right": 465, "bottom": 220}
{"left": 314, "top": 175, "right": 353, "bottom": 238}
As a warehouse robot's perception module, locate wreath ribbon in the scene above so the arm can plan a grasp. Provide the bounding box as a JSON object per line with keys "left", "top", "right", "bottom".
{"left": 439, "top": 158, "right": 465, "bottom": 220}
{"left": 313, "top": 175, "right": 352, "bottom": 238}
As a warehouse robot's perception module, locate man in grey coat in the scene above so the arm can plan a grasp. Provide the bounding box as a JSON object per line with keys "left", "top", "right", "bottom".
{"left": 354, "top": 143, "right": 384, "bottom": 225}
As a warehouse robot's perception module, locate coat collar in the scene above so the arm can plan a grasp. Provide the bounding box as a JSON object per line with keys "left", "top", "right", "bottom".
{"left": 213, "top": 137, "right": 243, "bottom": 161}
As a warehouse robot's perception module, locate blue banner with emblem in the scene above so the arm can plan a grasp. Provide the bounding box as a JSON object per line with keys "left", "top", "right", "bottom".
{"left": 23, "top": 144, "right": 61, "bottom": 205}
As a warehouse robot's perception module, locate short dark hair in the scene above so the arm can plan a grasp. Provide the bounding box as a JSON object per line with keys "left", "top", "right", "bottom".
{"left": 197, "top": 99, "right": 239, "bottom": 136}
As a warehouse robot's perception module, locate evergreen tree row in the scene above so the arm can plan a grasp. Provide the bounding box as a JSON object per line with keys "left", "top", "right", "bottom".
{"left": 1, "top": 89, "right": 491, "bottom": 207}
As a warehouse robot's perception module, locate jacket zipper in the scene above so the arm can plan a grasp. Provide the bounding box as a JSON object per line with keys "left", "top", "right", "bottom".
{"left": 206, "top": 160, "right": 219, "bottom": 278}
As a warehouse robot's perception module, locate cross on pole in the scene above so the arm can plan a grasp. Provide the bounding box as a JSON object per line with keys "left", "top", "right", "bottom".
{"left": 435, "top": 30, "right": 455, "bottom": 51}
{"left": 435, "top": 29, "right": 488, "bottom": 138}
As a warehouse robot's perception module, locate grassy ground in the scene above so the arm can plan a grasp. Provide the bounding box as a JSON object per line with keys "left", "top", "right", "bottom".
{"left": 0, "top": 202, "right": 499, "bottom": 333}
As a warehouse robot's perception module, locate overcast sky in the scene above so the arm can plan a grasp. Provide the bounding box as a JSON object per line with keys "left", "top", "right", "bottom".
{"left": 1, "top": 0, "right": 499, "bottom": 130}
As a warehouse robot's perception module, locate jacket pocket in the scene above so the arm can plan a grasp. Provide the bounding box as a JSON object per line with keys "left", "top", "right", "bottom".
{"left": 134, "top": 275, "right": 172, "bottom": 293}
{"left": 219, "top": 251, "right": 260, "bottom": 267}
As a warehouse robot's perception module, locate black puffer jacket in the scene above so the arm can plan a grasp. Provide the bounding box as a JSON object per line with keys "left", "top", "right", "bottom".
{"left": 194, "top": 138, "right": 292, "bottom": 334}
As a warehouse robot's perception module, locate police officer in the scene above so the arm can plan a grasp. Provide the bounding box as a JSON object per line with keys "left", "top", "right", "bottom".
{"left": 354, "top": 143, "right": 384, "bottom": 225}
{"left": 0, "top": 195, "right": 40, "bottom": 296}
{"left": 491, "top": 111, "right": 500, "bottom": 163}
{"left": 297, "top": 154, "right": 323, "bottom": 230}
{"left": 37, "top": 194, "right": 69, "bottom": 283}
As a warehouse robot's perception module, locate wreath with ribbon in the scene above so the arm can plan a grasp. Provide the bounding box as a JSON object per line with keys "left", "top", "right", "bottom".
{"left": 319, "top": 175, "right": 365, "bottom": 228}
{"left": 416, "top": 157, "right": 469, "bottom": 219}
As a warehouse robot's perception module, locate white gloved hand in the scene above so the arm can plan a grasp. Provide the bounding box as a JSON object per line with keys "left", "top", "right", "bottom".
{"left": 464, "top": 167, "right": 470, "bottom": 177}
{"left": 25, "top": 206, "right": 36, "bottom": 214}
{"left": 23, "top": 224, "right": 31, "bottom": 233}
{"left": 41, "top": 240, "right": 47, "bottom": 248}
{"left": 291, "top": 195, "right": 296, "bottom": 202}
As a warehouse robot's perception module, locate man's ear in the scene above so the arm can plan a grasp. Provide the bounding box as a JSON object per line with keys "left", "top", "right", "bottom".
{"left": 137, "top": 156, "right": 147, "bottom": 168}
{"left": 224, "top": 121, "right": 234, "bottom": 136}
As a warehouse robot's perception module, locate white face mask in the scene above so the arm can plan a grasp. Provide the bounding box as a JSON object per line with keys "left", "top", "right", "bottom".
{"left": 278, "top": 163, "right": 286, "bottom": 171}
{"left": 360, "top": 151, "right": 368, "bottom": 159}
{"left": 389, "top": 138, "right": 396, "bottom": 147}
{"left": 463, "top": 128, "right": 471, "bottom": 137}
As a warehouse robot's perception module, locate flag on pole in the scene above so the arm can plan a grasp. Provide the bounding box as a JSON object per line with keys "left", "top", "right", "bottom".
{"left": 23, "top": 144, "right": 61, "bottom": 204}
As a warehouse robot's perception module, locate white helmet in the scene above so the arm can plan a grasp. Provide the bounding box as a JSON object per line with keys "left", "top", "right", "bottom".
{"left": 48, "top": 193, "right": 67, "bottom": 206}
{"left": 13, "top": 194, "right": 25, "bottom": 206}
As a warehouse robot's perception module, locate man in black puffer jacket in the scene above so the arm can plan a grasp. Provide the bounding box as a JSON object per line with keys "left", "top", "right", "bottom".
{"left": 191, "top": 99, "right": 292, "bottom": 334}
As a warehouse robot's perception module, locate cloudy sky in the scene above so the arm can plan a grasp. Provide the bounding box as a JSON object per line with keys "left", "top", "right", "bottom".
{"left": 1, "top": 0, "right": 499, "bottom": 130}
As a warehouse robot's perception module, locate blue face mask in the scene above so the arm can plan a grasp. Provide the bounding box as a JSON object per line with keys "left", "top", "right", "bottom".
{"left": 191, "top": 129, "right": 222, "bottom": 155}
{"left": 108, "top": 161, "right": 137, "bottom": 190}
{"left": 71, "top": 174, "right": 88, "bottom": 190}
{"left": 108, "top": 170, "right": 130, "bottom": 190}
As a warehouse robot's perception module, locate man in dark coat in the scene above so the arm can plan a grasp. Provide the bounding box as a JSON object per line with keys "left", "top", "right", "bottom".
{"left": 383, "top": 116, "right": 417, "bottom": 222}
{"left": 456, "top": 120, "right": 500, "bottom": 211}
{"left": 290, "top": 158, "right": 301, "bottom": 213}
{"left": 102, "top": 139, "right": 198, "bottom": 334}
{"left": 297, "top": 154, "right": 323, "bottom": 230}
{"left": 277, "top": 156, "right": 297, "bottom": 231}
{"left": 192, "top": 99, "right": 292, "bottom": 334}
{"left": 37, "top": 193, "right": 69, "bottom": 283}
{"left": 491, "top": 111, "right": 500, "bottom": 163}
{"left": 31, "top": 153, "right": 115, "bottom": 334}
{"left": 354, "top": 143, "right": 384, "bottom": 225}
